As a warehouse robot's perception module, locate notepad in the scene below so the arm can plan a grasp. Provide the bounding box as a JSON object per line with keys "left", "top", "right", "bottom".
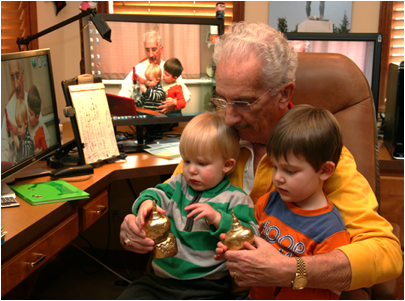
{"left": 68, "top": 83, "right": 120, "bottom": 165}
{"left": 10, "top": 180, "right": 89, "bottom": 205}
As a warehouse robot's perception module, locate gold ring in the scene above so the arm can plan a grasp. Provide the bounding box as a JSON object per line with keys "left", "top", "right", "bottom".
{"left": 124, "top": 238, "right": 131, "bottom": 246}
{"left": 233, "top": 271, "right": 238, "bottom": 280}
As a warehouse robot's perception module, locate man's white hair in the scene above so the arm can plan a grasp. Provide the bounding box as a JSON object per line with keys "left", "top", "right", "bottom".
{"left": 213, "top": 22, "right": 298, "bottom": 95}
{"left": 143, "top": 30, "right": 162, "bottom": 47}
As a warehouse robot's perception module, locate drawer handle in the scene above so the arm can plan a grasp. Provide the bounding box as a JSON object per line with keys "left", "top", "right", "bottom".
{"left": 94, "top": 205, "right": 107, "bottom": 215}
{"left": 30, "top": 253, "right": 46, "bottom": 267}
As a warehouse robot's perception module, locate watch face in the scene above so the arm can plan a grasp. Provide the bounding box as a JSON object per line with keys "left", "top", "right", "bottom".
{"left": 294, "top": 275, "right": 307, "bottom": 290}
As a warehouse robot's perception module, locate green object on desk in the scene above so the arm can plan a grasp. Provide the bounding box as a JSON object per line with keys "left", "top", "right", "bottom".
{"left": 10, "top": 180, "right": 89, "bottom": 205}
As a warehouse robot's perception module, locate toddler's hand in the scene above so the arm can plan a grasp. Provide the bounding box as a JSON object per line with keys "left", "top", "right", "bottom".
{"left": 139, "top": 83, "right": 147, "bottom": 93}
{"left": 184, "top": 203, "right": 221, "bottom": 228}
{"left": 214, "top": 233, "right": 228, "bottom": 261}
{"left": 136, "top": 200, "right": 166, "bottom": 229}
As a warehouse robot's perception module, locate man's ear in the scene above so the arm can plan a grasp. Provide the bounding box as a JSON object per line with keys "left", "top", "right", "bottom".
{"left": 278, "top": 82, "right": 295, "bottom": 110}
{"left": 173, "top": 76, "right": 178, "bottom": 81}
{"left": 319, "top": 161, "right": 335, "bottom": 181}
{"left": 223, "top": 158, "right": 236, "bottom": 174}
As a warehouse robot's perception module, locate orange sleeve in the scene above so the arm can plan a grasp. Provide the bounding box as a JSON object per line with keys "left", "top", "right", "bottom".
{"left": 174, "top": 85, "right": 186, "bottom": 110}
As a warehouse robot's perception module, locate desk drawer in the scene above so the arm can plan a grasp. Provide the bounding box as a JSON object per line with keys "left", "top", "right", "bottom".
{"left": 79, "top": 190, "right": 108, "bottom": 232}
{"left": 1, "top": 213, "right": 78, "bottom": 296}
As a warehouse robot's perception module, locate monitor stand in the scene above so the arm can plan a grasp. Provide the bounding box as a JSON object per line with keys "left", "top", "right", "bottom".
{"left": 47, "top": 139, "right": 83, "bottom": 169}
{"left": 117, "top": 125, "right": 150, "bottom": 154}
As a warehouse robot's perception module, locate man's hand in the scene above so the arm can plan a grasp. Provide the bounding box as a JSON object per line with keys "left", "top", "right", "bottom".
{"left": 157, "top": 99, "right": 176, "bottom": 114}
{"left": 120, "top": 213, "right": 154, "bottom": 254}
{"left": 164, "top": 97, "right": 177, "bottom": 108}
{"left": 217, "top": 235, "right": 295, "bottom": 288}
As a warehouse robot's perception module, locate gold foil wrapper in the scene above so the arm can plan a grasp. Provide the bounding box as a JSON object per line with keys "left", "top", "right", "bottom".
{"left": 223, "top": 209, "right": 255, "bottom": 250}
{"left": 144, "top": 200, "right": 178, "bottom": 258}
{"left": 152, "top": 233, "right": 178, "bottom": 258}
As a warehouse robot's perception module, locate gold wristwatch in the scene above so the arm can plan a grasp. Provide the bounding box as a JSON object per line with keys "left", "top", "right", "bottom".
{"left": 291, "top": 257, "right": 307, "bottom": 290}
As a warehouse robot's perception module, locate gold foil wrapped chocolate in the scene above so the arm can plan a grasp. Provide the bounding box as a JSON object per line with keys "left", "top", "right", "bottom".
{"left": 223, "top": 209, "right": 255, "bottom": 250}
{"left": 144, "top": 200, "right": 178, "bottom": 258}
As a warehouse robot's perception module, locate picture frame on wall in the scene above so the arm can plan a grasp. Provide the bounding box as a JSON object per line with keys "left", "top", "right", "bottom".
{"left": 268, "top": 1, "right": 352, "bottom": 33}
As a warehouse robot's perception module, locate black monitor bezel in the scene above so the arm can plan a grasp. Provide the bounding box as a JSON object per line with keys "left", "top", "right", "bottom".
{"left": 1, "top": 49, "right": 61, "bottom": 180}
{"left": 285, "top": 32, "right": 383, "bottom": 116}
{"left": 80, "top": 13, "right": 224, "bottom": 126}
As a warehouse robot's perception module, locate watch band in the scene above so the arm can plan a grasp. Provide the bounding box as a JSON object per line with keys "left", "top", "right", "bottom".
{"left": 296, "top": 257, "right": 306, "bottom": 277}
{"left": 291, "top": 257, "right": 307, "bottom": 290}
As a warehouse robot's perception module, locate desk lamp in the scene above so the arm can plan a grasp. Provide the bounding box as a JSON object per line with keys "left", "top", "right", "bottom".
{"left": 16, "top": 8, "right": 111, "bottom": 51}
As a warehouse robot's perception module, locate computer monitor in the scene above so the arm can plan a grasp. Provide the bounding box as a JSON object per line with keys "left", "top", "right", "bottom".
{"left": 1, "top": 49, "right": 61, "bottom": 181}
{"left": 285, "top": 33, "right": 383, "bottom": 117}
{"left": 80, "top": 14, "right": 224, "bottom": 129}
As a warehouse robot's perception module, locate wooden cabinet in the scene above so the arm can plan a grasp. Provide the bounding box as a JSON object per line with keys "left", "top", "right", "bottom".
{"left": 1, "top": 214, "right": 79, "bottom": 296}
{"left": 79, "top": 190, "right": 109, "bottom": 232}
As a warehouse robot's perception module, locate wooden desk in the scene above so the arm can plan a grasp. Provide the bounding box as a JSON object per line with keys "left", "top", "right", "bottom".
{"left": 1, "top": 123, "right": 179, "bottom": 296}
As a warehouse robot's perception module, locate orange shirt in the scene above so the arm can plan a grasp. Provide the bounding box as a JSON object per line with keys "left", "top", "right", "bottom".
{"left": 250, "top": 190, "right": 350, "bottom": 300}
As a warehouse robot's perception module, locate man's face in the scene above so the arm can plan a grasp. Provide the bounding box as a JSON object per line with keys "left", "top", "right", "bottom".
{"left": 215, "top": 57, "right": 282, "bottom": 145}
{"left": 144, "top": 36, "right": 163, "bottom": 65}
{"left": 9, "top": 60, "right": 25, "bottom": 100}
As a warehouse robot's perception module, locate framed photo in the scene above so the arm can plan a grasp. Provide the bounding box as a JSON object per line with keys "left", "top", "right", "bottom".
{"left": 268, "top": 1, "right": 352, "bottom": 33}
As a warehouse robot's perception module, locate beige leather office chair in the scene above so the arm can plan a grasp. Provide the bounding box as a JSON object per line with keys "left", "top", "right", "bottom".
{"left": 291, "top": 52, "right": 400, "bottom": 300}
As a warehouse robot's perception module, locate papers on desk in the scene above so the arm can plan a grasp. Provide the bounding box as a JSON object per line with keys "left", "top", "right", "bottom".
{"left": 68, "top": 83, "right": 120, "bottom": 165}
{"left": 144, "top": 138, "right": 182, "bottom": 161}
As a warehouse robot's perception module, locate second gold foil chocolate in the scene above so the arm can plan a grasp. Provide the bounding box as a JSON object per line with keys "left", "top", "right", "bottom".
{"left": 223, "top": 209, "right": 255, "bottom": 250}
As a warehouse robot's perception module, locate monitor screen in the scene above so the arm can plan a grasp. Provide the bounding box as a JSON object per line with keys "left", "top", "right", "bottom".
{"left": 1, "top": 49, "right": 61, "bottom": 180}
{"left": 285, "top": 33, "right": 383, "bottom": 115}
{"left": 80, "top": 14, "right": 224, "bottom": 127}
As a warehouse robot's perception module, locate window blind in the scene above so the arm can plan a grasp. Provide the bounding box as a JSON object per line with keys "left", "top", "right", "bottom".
{"left": 1, "top": 1, "right": 37, "bottom": 54}
{"left": 111, "top": 1, "right": 234, "bottom": 29}
{"left": 390, "top": 1, "right": 404, "bottom": 65}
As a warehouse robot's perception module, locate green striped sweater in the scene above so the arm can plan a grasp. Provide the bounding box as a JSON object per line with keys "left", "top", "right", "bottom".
{"left": 132, "top": 173, "right": 258, "bottom": 280}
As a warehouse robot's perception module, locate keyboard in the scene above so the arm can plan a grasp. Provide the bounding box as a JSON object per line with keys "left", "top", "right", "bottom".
{"left": 1, "top": 196, "right": 20, "bottom": 208}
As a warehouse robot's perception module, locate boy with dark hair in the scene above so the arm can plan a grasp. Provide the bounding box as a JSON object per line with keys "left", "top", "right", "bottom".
{"left": 250, "top": 104, "right": 350, "bottom": 299}
{"left": 162, "top": 58, "right": 186, "bottom": 111}
{"left": 216, "top": 105, "right": 350, "bottom": 299}
{"left": 27, "top": 85, "right": 48, "bottom": 153}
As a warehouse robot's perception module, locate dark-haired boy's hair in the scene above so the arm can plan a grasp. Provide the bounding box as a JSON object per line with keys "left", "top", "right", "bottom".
{"left": 267, "top": 105, "right": 343, "bottom": 171}
{"left": 27, "top": 85, "right": 42, "bottom": 116}
{"left": 164, "top": 58, "right": 184, "bottom": 78}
